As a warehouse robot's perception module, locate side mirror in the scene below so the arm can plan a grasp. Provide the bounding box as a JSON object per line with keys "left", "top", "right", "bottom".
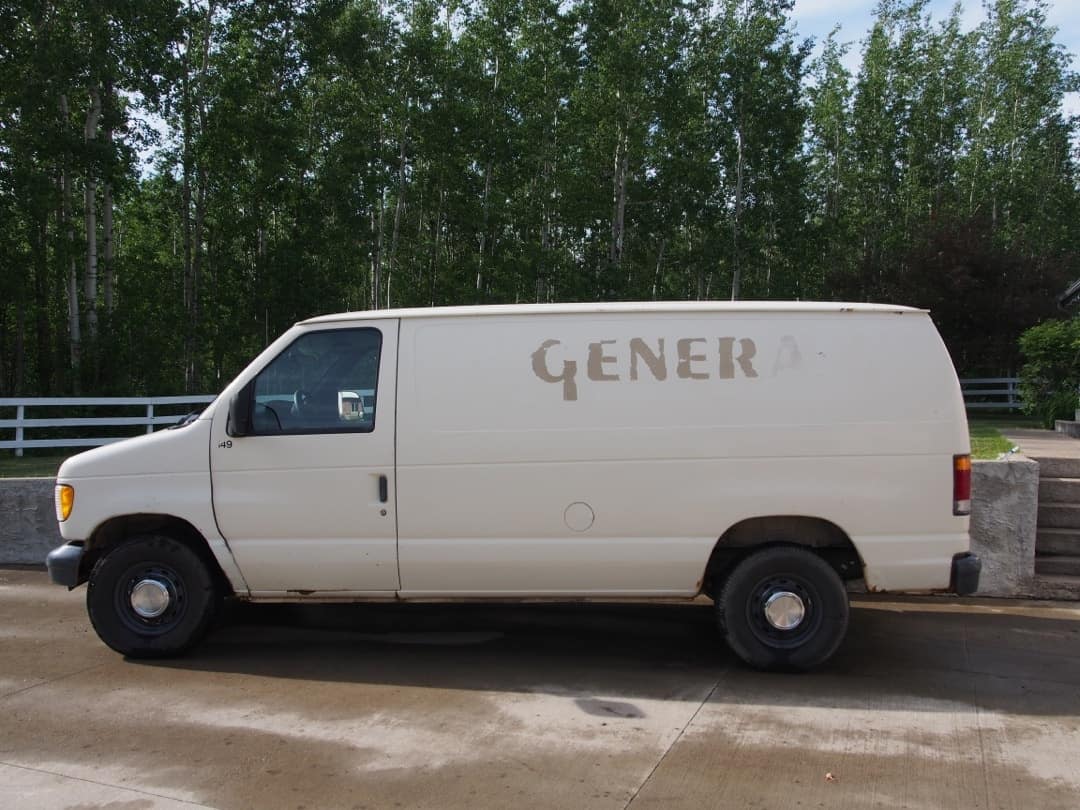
{"left": 227, "top": 381, "right": 254, "bottom": 437}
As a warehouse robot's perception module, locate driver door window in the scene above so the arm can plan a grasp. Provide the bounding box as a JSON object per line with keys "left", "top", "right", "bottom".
{"left": 252, "top": 328, "right": 382, "bottom": 434}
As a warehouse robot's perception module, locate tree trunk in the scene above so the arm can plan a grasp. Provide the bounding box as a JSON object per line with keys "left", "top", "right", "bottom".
{"left": 477, "top": 160, "right": 492, "bottom": 294}
{"left": 0, "top": 310, "right": 6, "bottom": 396}
{"left": 102, "top": 177, "right": 114, "bottom": 314}
{"left": 832, "top": 123, "right": 842, "bottom": 218}
{"left": 538, "top": 158, "right": 553, "bottom": 304}
{"left": 14, "top": 306, "right": 25, "bottom": 395}
{"left": 609, "top": 125, "right": 629, "bottom": 270}
{"left": 185, "top": 0, "right": 216, "bottom": 391}
{"left": 652, "top": 238, "right": 666, "bottom": 300}
{"left": 968, "top": 93, "right": 986, "bottom": 216}
{"left": 430, "top": 183, "right": 445, "bottom": 306}
{"left": 0, "top": 311, "right": 5, "bottom": 397}
{"left": 181, "top": 67, "right": 193, "bottom": 306}
{"left": 33, "top": 213, "right": 52, "bottom": 394}
{"left": 388, "top": 111, "right": 408, "bottom": 306}
{"left": 377, "top": 188, "right": 386, "bottom": 308}
{"left": 371, "top": 185, "right": 385, "bottom": 310}
{"left": 477, "top": 54, "right": 500, "bottom": 296}
{"left": 193, "top": 165, "right": 207, "bottom": 346}
{"left": 692, "top": 229, "right": 705, "bottom": 300}
{"left": 731, "top": 117, "right": 745, "bottom": 301}
{"left": 102, "top": 80, "right": 115, "bottom": 316}
{"left": 180, "top": 36, "right": 196, "bottom": 389}
{"left": 83, "top": 85, "right": 102, "bottom": 343}
{"left": 369, "top": 117, "right": 386, "bottom": 311}
{"left": 59, "top": 95, "right": 81, "bottom": 390}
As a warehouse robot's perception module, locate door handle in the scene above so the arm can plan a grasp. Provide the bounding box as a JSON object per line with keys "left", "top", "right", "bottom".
{"left": 378, "top": 474, "right": 388, "bottom": 503}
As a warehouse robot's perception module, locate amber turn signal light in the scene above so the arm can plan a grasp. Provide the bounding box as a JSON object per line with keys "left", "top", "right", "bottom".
{"left": 55, "top": 484, "right": 74, "bottom": 522}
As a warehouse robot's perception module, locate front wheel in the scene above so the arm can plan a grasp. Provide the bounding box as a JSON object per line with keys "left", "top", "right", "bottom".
{"left": 87, "top": 534, "right": 217, "bottom": 658}
{"left": 717, "top": 546, "right": 849, "bottom": 672}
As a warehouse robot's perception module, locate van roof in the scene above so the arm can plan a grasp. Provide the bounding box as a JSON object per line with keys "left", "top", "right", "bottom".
{"left": 301, "top": 301, "right": 926, "bottom": 325}
{"left": 299, "top": 301, "right": 925, "bottom": 326}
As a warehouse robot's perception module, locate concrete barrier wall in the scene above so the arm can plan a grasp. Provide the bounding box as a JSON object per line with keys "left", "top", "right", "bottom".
{"left": 0, "top": 478, "right": 63, "bottom": 565}
{"left": 970, "top": 456, "right": 1039, "bottom": 598}
{"left": 0, "top": 462, "right": 1044, "bottom": 597}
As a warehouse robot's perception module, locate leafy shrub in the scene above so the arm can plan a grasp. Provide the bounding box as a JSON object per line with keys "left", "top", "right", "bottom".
{"left": 1018, "top": 319, "right": 1080, "bottom": 428}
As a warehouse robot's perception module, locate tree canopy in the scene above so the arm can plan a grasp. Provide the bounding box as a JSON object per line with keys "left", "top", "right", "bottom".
{"left": 1, "top": 0, "right": 1078, "bottom": 395}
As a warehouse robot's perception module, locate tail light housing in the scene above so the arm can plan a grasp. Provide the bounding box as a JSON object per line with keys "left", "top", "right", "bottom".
{"left": 953, "top": 455, "right": 971, "bottom": 516}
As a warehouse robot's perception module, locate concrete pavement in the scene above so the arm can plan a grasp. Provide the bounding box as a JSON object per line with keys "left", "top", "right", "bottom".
{"left": 1002, "top": 428, "right": 1080, "bottom": 459}
{"left": 1, "top": 567, "right": 1079, "bottom": 809}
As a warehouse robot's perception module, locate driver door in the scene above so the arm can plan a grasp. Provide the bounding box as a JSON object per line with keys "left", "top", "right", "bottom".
{"left": 210, "top": 321, "right": 399, "bottom": 594}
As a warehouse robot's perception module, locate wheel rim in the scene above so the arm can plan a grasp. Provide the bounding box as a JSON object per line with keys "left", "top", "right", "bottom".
{"left": 746, "top": 574, "right": 821, "bottom": 649}
{"left": 763, "top": 591, "right": 805, "bottom": 630}
{"left": 115, "top": 564, "right": 187, "bottom": 635}
{"left": 130, "top": 579, "right": 171, "bottom": 618}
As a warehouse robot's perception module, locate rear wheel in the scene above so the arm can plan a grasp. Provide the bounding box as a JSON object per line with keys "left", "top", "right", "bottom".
{"left": 717, "top": 546, "right": 849, "bottom": 671}
{"left": 87, "top": 534, "right": 217, "bottom": 658}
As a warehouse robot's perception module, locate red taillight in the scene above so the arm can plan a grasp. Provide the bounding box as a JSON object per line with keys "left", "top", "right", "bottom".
{"left": 953, "top": 454, "right": 971, "bottom": 516}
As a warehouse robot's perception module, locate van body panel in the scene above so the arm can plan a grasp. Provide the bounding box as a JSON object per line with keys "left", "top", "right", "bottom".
{"left": 395, "top": 456, "right": 964, "bottom": 594}
{"left": 393, "top": 310, "right": 968, "bottom": 595}
{"left": 208, "top": 319, "right": 400, "bottom": 592}
{"left": 851, "top": 533, "right": 970, "bottom": 590}
{"left": 55, "top": 419, "right": 250, "bottom": 593}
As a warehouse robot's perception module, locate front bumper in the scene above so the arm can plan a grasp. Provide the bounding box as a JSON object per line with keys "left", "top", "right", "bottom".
{"left": 950, "top": 552, "right": 981, "bottom": 596}
{"left": 46, "top": 542, "right": 85, "bottom": 588}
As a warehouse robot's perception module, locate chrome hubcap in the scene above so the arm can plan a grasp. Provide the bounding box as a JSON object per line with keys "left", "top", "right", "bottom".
{"left": 763, "top": 591, "right": 805, "bottom": 630}
{"left": 130, "top": 579, "right": 171, "bottom": 619}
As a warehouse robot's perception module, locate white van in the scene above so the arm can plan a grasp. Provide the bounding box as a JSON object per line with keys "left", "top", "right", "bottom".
{"left": 45, "top": 302, "right": 979, "bottom": 670}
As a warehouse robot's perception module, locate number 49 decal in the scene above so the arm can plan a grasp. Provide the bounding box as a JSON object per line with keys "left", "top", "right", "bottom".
{"left": 218, "top": 440, "right": 233, "bottom": 449}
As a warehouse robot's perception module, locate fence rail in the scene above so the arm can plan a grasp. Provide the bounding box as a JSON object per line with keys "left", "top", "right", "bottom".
{"left": 0, "top": 380, "right": 1025, "bottom": 457}
{"left": 959, "top": 377, "right": 1022, "bottom": 411}
{"left": 0, "top": 396, "right": 216, "bottom": 456}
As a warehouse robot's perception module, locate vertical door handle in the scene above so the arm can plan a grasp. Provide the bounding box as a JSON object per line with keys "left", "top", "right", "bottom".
{"left": 378, "top": 474, "right": 388, "bottom": 503}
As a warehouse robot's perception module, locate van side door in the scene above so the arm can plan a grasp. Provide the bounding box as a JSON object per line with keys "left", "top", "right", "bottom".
{"left": 209, "top": 321, "right": 399, "bottom": 595}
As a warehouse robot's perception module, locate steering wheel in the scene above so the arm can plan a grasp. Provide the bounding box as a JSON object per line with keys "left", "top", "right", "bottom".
{"left": 291, "top": 389, "right": 311, "bottom": 415}
{"left": 255, "top": 402, "right": 283, "bottom": 432}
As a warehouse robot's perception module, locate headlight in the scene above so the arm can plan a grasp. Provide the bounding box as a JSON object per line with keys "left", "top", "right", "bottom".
{"left": 55, "top": 484, "right": 74, "bottom": 522}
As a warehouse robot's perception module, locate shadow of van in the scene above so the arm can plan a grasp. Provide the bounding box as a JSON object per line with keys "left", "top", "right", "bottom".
{"left": 135, "top": 597, "right": 1080, "bottom": 719}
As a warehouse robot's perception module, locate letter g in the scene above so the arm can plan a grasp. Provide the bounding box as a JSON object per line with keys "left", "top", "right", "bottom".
{"left": 531, "top": 340, "right": 579, "bottom": 401}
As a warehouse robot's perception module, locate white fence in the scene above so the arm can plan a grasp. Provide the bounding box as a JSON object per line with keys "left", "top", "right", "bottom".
{"left": 959, "top": 378, "right": 1022, "bottom": 411}
{"left": 0, "top": 396, "right": 216, "bottom": 457}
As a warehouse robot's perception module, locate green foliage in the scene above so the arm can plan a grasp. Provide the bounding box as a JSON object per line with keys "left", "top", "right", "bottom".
{"left": 0, "top": 0, "right": 1078, "bottom": 397}
{"left": 1018, "top": 319, "right": 1080, "bottom": 428}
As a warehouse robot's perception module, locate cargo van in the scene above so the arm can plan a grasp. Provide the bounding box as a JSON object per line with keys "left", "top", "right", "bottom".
{"left": 45, "top": 302, "right": 979, "bottom": 670}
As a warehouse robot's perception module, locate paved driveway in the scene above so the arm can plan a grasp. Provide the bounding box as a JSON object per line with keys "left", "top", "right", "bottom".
{"left": 1, "top": 567, "right": 1078, "bottom": 809}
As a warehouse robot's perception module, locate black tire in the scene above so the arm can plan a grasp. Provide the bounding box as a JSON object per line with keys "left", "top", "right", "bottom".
{"left": 717, "top": 546, "right": 849, "bottom": 672}
{"left": 86, "top": 534, "right": 217, "bottom": 658}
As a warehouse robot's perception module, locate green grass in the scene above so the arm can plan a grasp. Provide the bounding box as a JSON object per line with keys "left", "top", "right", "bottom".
{"left": 967, "top": 414, "right": 1042, "bottom": 459}
{"left": 967, "top": 414, "right": 1040, "bottom": 431}
{"left": 0, "top": 453, "right": 72, "bottom": 478}
{"left": 969, "top": 423, "right": 1018, "bottom": 459}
